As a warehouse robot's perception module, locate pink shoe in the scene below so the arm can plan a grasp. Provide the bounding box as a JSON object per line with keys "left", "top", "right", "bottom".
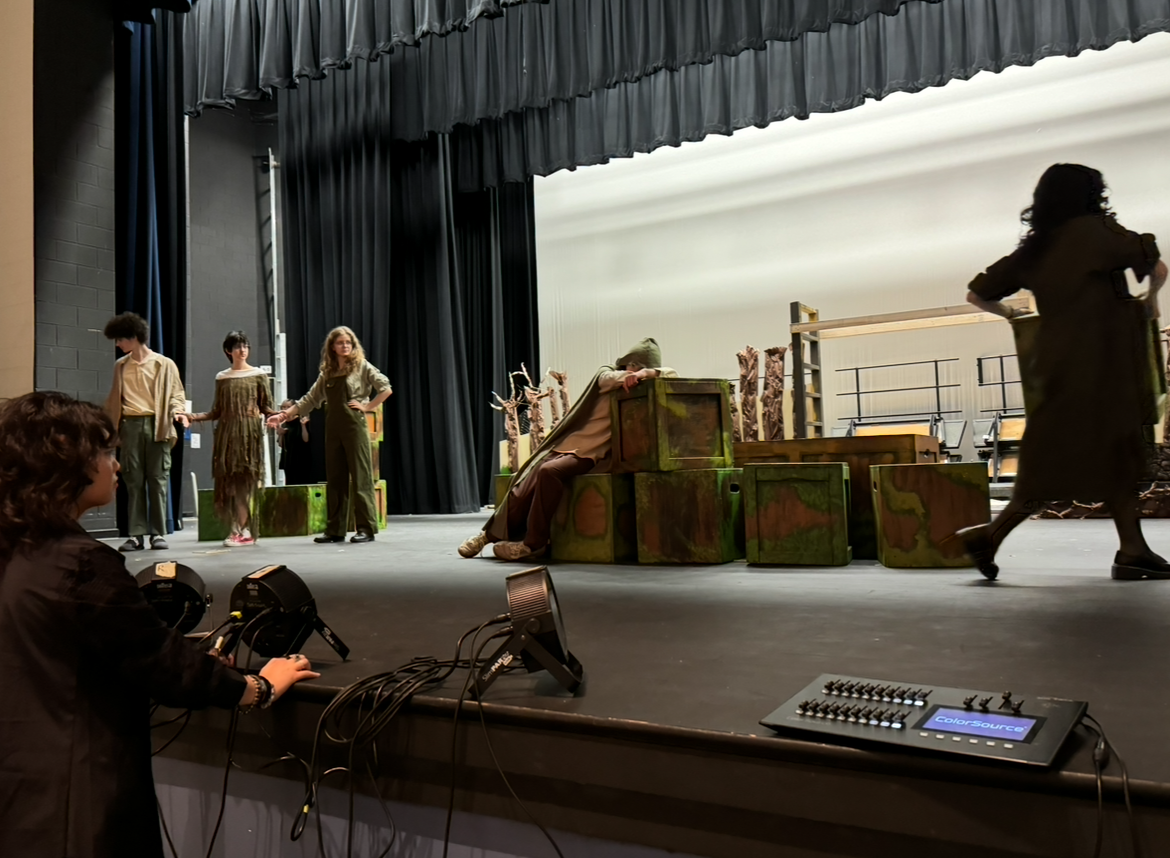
{"left": 222, "top": 533, "right": 256, "bottom": 547}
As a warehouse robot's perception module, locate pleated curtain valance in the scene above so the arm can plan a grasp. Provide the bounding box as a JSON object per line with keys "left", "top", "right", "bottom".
{"left": 186, "top": 0, "right": 1170, "bottom": 185}
{"left": 449, "top": 0, "right": 1170, "bottom": 185}
{"left": 182, "top": 0, "right": 543, "bottom": 106}
{"left": 183, "top": 0, "right": 941, "bottom": 113}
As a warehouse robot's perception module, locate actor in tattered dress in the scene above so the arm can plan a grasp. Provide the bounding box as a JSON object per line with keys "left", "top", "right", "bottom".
{"left": 960, "top": 164, "right": 1168, "bottom": 581}
{"left": 188, "top": 332, "right": 276, "bottom": 545}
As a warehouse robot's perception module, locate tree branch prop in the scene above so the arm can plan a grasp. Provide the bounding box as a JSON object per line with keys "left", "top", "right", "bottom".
{"left": 737, "top": 347, "right": 760, "bottom": 442}
{"left": 762, "top": 346, "right": 788, "bottom": 441}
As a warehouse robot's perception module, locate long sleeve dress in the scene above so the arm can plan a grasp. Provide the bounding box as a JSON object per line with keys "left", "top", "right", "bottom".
{"left": 969, "top": 215, "right": 1161, "bottom": 501}
{"left": 0, "top": 527, "right": 246, "bottom": 857}
{"left": 194, "top": 368, "right": 276, "bottom": 522}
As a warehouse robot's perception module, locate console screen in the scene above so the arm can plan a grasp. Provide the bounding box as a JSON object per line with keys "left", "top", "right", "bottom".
{"left": 915, "top": 707, "right": 1040, "bottom": 742}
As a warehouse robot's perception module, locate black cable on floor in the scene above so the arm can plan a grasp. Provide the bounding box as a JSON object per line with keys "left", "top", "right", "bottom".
{"left": 442, "top": 624, "right": 511, "bottom": 858}
{"left": 204, "top": 706, "right": 241, "bottom": 858}
{"left": 1082, "top": 712, "right": 1140, "bottom": 858}
{"left": 471, "top": 634, "right": 567, "bottom": 858}
{"left": 289, "top": 615, "right": 511, "bottom": 858}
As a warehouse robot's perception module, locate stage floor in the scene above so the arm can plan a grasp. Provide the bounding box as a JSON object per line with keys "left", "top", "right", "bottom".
{"left": 125, "top": 513, "right": 1170, "bottom": 789}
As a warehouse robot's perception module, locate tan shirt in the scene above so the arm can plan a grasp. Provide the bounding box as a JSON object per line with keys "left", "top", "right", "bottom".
{"left": 120, "top": 354, "right": 161, "bottom": 416}
{"left": 295, "top": 359, "right": 392, "bottom": 414}
{"left": 104, "top": 351, "right": 187, "bottom": 445}
{"left": 555, "top": 370, "right": 627, "bottom": 461}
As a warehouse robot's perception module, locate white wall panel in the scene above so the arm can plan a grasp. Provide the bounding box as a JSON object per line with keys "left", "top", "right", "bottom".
{"left": 534, "top": 34, "right": 1170, "bottom": 459}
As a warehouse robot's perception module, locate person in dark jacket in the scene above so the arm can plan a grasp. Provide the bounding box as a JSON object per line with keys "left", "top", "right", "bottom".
{"left": 958, "top": 164, "right": 1168, "bottom": 581}
{"left": 0, "top": 391, "right": 319, "bottom": 858}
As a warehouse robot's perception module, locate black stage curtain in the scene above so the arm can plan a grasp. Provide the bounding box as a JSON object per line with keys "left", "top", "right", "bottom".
{"left": 183, "top": 0, "right": 543, "bottom": 110}
{"left": 115, "top": 15, "right": 189, "bottom": 532}
{"left": 186, "top": 0, "right": 936, "bottom": 116}
{"left": 279, "top": 60, "right": 538, "bottom": 513}
{"left": 187, "top": 0, "right": 1170, "bottom": 184}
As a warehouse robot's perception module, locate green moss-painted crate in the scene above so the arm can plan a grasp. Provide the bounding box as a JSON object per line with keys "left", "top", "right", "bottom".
{"left": 634, "top": 468, "right": 743, "bottom": 564}
{"left": 253, "top": 484, "right": 328, "bottom": 537}
{"left": 735, "top": 435, "right": 940, "bottom": 560}
{"left": 494, "top": 473, "right": 513, "bottom": 508}
{"left": 550, "top": 474, "right": 637, "bottom": 563}
{"left": 871, "top": 463, "right": 990, "bottom": 568}
{"left": 743, "top": 463, "right": 851, "bottom": 566}
{"left": 197, "top": 489, "right": 235, "bottom": 542}
{"left": 346, "top": 478, "right": 388, "bottom": 531}
{"left": 613, "top": 378, "right": 734, "bottom": 474}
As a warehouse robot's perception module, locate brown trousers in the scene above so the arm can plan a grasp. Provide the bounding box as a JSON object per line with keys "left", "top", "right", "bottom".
{"left": 505, "top": 453, "right": 594, "bottom": 548}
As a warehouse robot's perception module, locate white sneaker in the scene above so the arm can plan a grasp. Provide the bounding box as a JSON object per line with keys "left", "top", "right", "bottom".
{"left": 492, "top": 540, "right": 545, "bottom": 562}
{"left": 458, "top": 531, "right": 489, "bottom": 558}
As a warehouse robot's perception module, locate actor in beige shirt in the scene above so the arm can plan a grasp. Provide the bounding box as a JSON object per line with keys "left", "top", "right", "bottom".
{"left": 103, "top": 313, "right": 188, "bottom": 551}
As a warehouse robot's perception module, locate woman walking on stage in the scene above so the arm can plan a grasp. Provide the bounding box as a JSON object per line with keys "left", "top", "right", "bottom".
{"left": 0, "top": 392, "right": 318, "bottom": 858}
{"left": 958, "top": 163, "right": 1168, "bottom": 581}
{"left": 185, "top": 330, "right": 276, "bottom": 547}
{"left": 267, "top": 326, "right": 392, "bottom": 543}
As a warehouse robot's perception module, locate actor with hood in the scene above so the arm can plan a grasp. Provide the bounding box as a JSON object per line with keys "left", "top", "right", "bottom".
{"left": 459, "top": 338, "right": 675, "bottom": 561}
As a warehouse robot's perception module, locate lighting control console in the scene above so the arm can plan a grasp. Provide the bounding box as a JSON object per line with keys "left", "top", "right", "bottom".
{"left": 760, "top": 674, "right": 1087, "bottom": 767}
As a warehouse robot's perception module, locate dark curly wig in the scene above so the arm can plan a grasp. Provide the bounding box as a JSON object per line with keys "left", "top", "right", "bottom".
{"left": 0, "top": 392, "right": 117, "bottom": 562}
{"left": 1018, "top": 164, "right": 1113, "bottom": 264}
{"left": 103, "top": 312, "right": 149, "bottom": 344}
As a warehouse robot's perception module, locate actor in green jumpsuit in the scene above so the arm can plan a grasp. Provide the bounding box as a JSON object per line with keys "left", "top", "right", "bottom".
{"left": 270, "top": 326, "right": 392, "bottom": 543}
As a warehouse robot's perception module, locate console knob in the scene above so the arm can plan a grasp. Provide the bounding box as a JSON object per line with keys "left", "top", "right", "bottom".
{"left": 1011, "top": 699, "right": 1025, "bottom": 714}
{"left": 999, "top": 691, "right": 1013, "bottom": 709}
{"left": 979, "top": 696, "right": 993, "bottom": 710}
{"left": 963, "top": 695, "right": 977, "bottom": 709}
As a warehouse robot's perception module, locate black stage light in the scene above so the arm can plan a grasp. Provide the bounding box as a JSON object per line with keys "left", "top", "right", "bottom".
{"left": 136, "top": 561, "right": 210, "bottom": 634}
{"left": 474, "top": 566, "right": 583, "bottom": 697}
{"left": 229, "top": 565, "right": 350, "bottom": 660}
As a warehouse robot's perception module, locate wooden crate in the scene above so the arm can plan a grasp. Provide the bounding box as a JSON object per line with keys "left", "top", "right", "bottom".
{"left": 735, "top": 436, "right": 939, "bottom": 560}
{"left": 634, "top": 469, "right": 744, "bottom": 564}
{"left": 870, "top": 463, "right": 990, "bottom": 568}
{"left": 494, "top": 473, "right": 513, "bottom": 508}
{"left": 348, "top": 479, "right": 388, "bottom": 531}
{"left": 253, "top": 484, "right": 328, "bottom": 537}
{"left": 613, "top": 378, "right": 734, "bottom": 474}
{"left": 743, "top": 463, "right": 851, "bottom": 566}
{"left": 550, "top": 474, "right": 637, "bottom": 563}
{"left": 196, "top": 489, "right": 234, "bottom": 542}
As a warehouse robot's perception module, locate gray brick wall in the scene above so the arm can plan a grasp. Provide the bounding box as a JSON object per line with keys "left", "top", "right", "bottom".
{"left": 33, "top": 0, "right": 117, "bottom": 534}
{"left": 185, "top": 107, "right": 278, "bottom": 495}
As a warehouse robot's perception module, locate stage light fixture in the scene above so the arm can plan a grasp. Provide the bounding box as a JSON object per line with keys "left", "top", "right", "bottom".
{"left": 136, "top": 562, "right": 210, "bottom": 634}
{"left": 474, "top": 566, "right": 583, "bottom": 697}
{"left": 228, "top": 565, "right": 350, "bottom": 660}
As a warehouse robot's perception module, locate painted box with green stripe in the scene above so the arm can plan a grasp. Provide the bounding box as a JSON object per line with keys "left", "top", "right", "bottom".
{"left": 346, "top": 479, "right": 388, "bottom": 531}
{"left": 743, "top": 463, "right": 851, "bottom": 566}
{"left": 634, "top": 469, "right": 744, "bottom": 564}
{"left": 550, "top": 474, "right": 637, "bottom": 563}
{"left": 254, "top": 484, "right": 329, "bottom": 537}
{"left": 197, "top": 489, "right": 234, "bottom": 542}
{"left": 871, "top": 463, "right": 990, "bottom": 568}
{"left": 612, "top": 378, "right": 734, "bottom": 474}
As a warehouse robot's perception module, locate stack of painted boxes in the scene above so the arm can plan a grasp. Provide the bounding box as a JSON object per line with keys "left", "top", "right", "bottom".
{"left": 550, "top": 378, "right": 741, "bottom": 564}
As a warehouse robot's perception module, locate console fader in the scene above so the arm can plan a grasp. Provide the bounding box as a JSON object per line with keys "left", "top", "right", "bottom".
{"left": 760, "top": 674, "right": 1087, "bottom": 767}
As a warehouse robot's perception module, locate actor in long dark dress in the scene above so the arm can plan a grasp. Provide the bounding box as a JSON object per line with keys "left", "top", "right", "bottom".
{"left": 960, "top": 164, "right": 1168, "bottom": 581}
{"left": 188, "top": 331, "right": 277, "bottom": 546}
{"left": 0, "top": 392, "right": 319, "bottom": 858}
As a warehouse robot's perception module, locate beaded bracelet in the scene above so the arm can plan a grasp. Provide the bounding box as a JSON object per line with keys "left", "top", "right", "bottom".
{"left": 239, "top": 674, "right": 276, "bottom": 712}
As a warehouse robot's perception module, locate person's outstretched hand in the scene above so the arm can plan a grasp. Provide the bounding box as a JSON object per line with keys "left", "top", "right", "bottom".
{"left": 259, "top": 653, "right": 320, "bottom": 703}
